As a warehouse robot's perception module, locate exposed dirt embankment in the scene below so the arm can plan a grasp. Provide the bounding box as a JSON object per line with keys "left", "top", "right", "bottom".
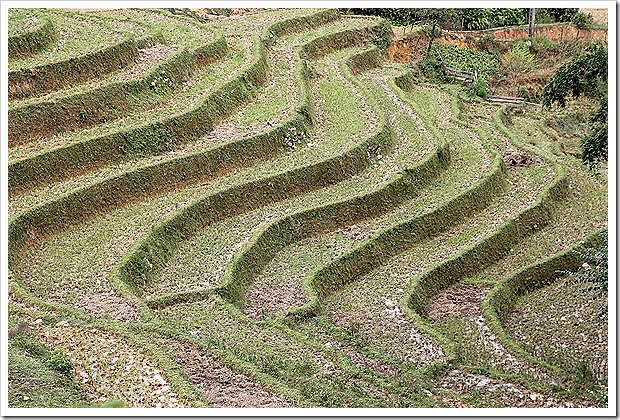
{"left": 385, "top": 32, "right": 480, "bottom": 63}
{"left": 385, "top": 24, "right": 607, "bottom": 64}
{"left": 491, "top": 25, "right": 607, "bottom": 41}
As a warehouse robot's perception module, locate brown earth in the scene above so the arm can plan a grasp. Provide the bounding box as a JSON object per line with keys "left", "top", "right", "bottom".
{"left": 491, "top": 25, "right": 607, "bottom": 42}
{"left": 503, "top": 152, "right": 539, "bottom": 169}
{"left": 385, "top": 32, "right": 480, "bottom": 63}
{"left": 162, "top": 338, "right": 293, "bottom": 408}
{"left": 427, "top": 284, "right": 489, "bottom": 320}
{"left": 386, "top": 21, "right": 607, "bottom": 64}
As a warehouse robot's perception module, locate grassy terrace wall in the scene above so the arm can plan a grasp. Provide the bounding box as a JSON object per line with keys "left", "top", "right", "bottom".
{"left": 282, "top": 75, "right": 509, "bottom": 320}
{"left": 297, "top": 155, "right": 507, "bottom": 318}
{"left": 8, "top": 34, "right": 142, "bottom": 100}
{"left": 263, "top": 9, "right": 339, "bottom": 43}
{"left": 404, "top": 105, "right": 569, "bottom": 319}
{"left": 8, "top": 35, "right": 228, "bottom": 146}
{"left": 8, "top": 8, "right": 608, "bottom": 409}
{"left": 482, "top": 229, "right": 606, "bottom": 378}
{"left": 118, "top": 116, "right": 394, "bottom": 293}
{"left": 8, "top": 9, "right": 342, "bottom": 266}
{"left": 8, "top": 11, "right": 58, "bottom": 58}
{"left": 116, "top": 25, "right": 393, "bottom": 297}
{"left": 212, "top": 48, "right": 449, "bottom": 311}
{"left": 8, "top": 35, "right": 266, "bottom": 193}
{"left": 9, "top": 13, "right": 389, "bottom": 194}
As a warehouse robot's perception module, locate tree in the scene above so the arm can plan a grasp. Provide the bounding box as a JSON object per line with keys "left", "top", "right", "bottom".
{"left": 542, "top": 41, "right": 608, "bottom": 168}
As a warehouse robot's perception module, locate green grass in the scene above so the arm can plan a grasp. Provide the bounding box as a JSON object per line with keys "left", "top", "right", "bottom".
{"left": 8, "top": 9, "right": 41, "bottom": 36}
{"left": 506, "top": 275, "right": 607, "bottom": 386}
{"left": 278, "top": 16, "right": 379, "bottom": 46}
{"left": 8, "top": 37, "right": 247, "bottom": 163}
{"left": 207, "top": 8, "right": 335, "bottom": 34}
{"left": 8, "top": 8, "right": 608, "bottom": 409}
{"left": 8, "top": 330, "right": 89, "bottom": 408}
{"left": 8, "top": 346, "right": 87, "bottom": 408}
{"left": 295, "top": 160, "right": 546, "bottom": 368}
{"left": 230, "top": 57, "right": 294, "bottom": 128}
{"left": 89, "top": 8, "right": 212, "bottom": 47}
{"left": 136, "top": 45, "right": 377, "bottom": 299}
{"left": 7, "top": 39, "right": 247, "bottom": 216}
{"left": 8, "top": 10, "right": 124, "bottom": 71}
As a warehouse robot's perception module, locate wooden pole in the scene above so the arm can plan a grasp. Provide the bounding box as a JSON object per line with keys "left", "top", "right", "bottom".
{"left": 528, "top": 8, "right": 536, "bottom": 37}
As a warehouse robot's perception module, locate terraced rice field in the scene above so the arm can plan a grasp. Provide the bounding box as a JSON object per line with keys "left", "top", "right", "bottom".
{"left": 6, "top": 8, "right": 609, "bottom": 411}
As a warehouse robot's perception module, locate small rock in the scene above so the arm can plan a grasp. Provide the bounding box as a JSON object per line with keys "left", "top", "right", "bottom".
{"left": 190, "top": 330, "right": 203, "bottom": 339}
{"left": 477, "top": 378, "right": 491, "bottom": 387}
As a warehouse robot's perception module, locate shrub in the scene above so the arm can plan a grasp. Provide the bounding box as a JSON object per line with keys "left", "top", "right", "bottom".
{"left": 416, "top": 57, "right": 446, "bottom": 82}
{"left": 45, "top": 349, "right": 74, "bottom": 376}
{"left": 468, "top": 75, "right": 488, "bottom": 99}
{"left": 489, "top": 8, "right": 526, "bottom": 27}
{"left": 542, "top": 41, "right": 608, "bottom": 168}
{"left": 427, "top": 43, "right": 499, "bottom": 77}
{"left": 572, "top": 11, "right": 594, "bottom": 29}
{"left": 536, "top": 8, "right": 579, "bottom": 24}
{"left": 501, "top": 40, "right": 538, "bottom": 74}
{"left": 581, "top": 121, "right": 608, "bottom": 170}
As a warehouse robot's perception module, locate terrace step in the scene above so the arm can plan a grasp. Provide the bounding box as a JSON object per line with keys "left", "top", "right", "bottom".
{"left": 8, "top": 10, "right": 147, "bottom": 100}
{"left": 8, "top": 9, "right": 58, "bottom": 58}
{"left": 9, "top": 10, "right": 365, "bottom": 272}
{"left": 7, "top": 8, "right": 607, "bottom": 408}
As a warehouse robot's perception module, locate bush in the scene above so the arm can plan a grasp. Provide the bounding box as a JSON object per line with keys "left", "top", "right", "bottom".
{"left": 45, "top": 349, "right": 74, "bottom": 376}
{"left": 427, "top": 43, "right": 499, "bottom": 77}
{"left": 417, "top": 57, "right": 446, "bottom": 82}
{"left": 581, "top": 121, "right": 608, "bottom": 169}
{"left": 490, "top": 8, "right": 526, "bottom": 27}
{"left": 536, "top": 8, "right": 579, "bottom": 24}
{"left": 572, "top": 11, "right": 594, "bottom": 29}
{"left": 501, "top": 40, "right": 538, "bottom": 74}
{"left": 468, "top": 76, "right": 488, "bottom": 99}
{"left": 542, "top": 41, "right": 607, "bottom": 168}
{"left": 343, "top": 8, "right": 527, "bottom": 30}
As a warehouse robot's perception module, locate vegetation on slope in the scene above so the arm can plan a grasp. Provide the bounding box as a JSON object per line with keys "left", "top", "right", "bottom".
{"left": 7, "top": 7, "right": 608, "bottom": 410}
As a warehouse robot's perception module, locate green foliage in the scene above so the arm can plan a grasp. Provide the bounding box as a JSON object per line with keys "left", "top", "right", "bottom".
{"left": 501, "top": 40, "right": 538, "bottom": 73}
{"left": 571, "top": 11, "right": 594, "bottom": 29}
{"left": 582, "top": 97, "right": 609, "bottom": 169}
{"left": 461, "top": 8, "right": 491, "bottom": 30}
{"left": 490, "top": 8, "right": 526, "bottom": 27}
{"left": 564, "top": 231, "right": 608, "bottom": 324}
{"left": 536, "top": 8, "right": 579, "bottom": 24}
{"left": 369, "top": 20, "right": 392, "bottom": 51}
{"left": 45, "top": 349, "right": 74, "bottom": 375}
{"left": 427, "top": 43, "right": 499, "bottom": 77}
{"left": 542, "top": 42, "right": 608, "bottom": 168}
{"left": 543, "top": 41, "right": 608, "bottom": 107}
{"left": 417, "top": 56, "right": 446, "bottom": 82}
{"left": 344, "top": 8, "right": 526, "bottom": 30}
{"left": 581, "top": 121, "right": 608, "bottom": 170}
{"left": 468, "top": 76, "right": 488, "bottom": 99}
